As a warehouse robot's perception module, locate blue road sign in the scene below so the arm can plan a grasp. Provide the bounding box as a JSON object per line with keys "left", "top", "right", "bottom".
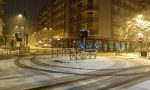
{"left": 79, "top": 43, "right": 85, "bottom": 51}
{"left": 94, "top": 42, "right": 100, "bottom": 49}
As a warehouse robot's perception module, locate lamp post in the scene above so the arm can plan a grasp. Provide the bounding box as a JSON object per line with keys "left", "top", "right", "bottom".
{"left": 16, "top": 13, "right": 28, "bottom": 54}
{"left": 49, "top": 28, "right": 53, "bottom": 38}
{"left": 17, "top": 13, "right": 26, "bottom": 47}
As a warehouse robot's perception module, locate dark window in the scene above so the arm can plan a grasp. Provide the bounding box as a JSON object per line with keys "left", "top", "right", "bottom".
{"left": 88, "top": 0, "right": 93, "bottom": 9}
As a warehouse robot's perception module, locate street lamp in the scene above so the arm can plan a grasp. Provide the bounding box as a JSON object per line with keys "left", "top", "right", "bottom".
{"left": 57, "top": 38, "right": 60, "bottom": 41}
{"left": 17, "top": 13, "right": 26, "bottom": 47}
{"left": 16, "top": 13, "right": 28, "bottom": 54}
{"left": 138, "top": 32, "right": 143, "bottom": 37}
{"left": 44, "top": 27, "right": 47, "bottom": 30}
{"left": 21, "top": 26, "right": 24, "bottom": 30}
{"left": 15, "top": 25, "right": 18, "bottom": 29}
{"left": 18, "top": 14, "right": 23, "bottom": 18}
{"left": 137, "top": 32, "right": 144, "bottom": 56}
{"left": 49, "top": 27, "right": 53, "bottom": 38}
{"left": 49, "top": 28, "right": 52, "bottom": 31}
{"left": 137, "top": 14, "right": 143, "bottom": 19}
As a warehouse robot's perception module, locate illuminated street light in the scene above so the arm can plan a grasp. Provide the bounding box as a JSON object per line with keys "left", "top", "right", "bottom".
{"left": 57, "top": 38, "right": 60, "bottom": 41}
{"left": 16, "top": 13, "right": 28, "bottom": 54}
{"left": 49, "top": 28, "right": 52, "bottom": 30}
{"left": 138, "top": 32, "right": 143, "bottom": 38}
{"left": 21, "top": 26, "right": 24, "bottom": 30}
{"left": 44, "top": 27, "right": 47, "bottom": 30}
{"left": 15, "top": 25, "right": 24, "bottom": 32}
{"left": 15, "top": 26, "right": 18, "bottom": 29}
{"left": 137, "top": 14, "right": 143, "bottom": 19}
{"left": 18, "top": 14, "right": 23, "bottom": 18}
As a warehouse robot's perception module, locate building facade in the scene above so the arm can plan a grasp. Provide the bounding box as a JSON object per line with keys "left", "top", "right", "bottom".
{"left": 37, "top": 0, "right": 149, "bottom": 51}
{"left": 0, "top": 0, "right": 4, "bottom": 45}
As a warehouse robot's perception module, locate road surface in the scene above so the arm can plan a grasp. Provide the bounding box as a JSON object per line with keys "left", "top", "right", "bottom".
{"left": 0, "top": 49, "right": 150, "bottom": 90}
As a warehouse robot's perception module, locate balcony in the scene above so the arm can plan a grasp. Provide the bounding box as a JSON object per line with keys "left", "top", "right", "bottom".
{"left": 70, "top": 6, "right": 98, "bottom": 17}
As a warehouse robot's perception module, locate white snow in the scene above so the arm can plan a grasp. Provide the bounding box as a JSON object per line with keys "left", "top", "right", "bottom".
{"left": 0, "top": 53, "right": 150, "bottom": 89}
{"left": 127, "top": 80, "right": 150, "bottom": 90}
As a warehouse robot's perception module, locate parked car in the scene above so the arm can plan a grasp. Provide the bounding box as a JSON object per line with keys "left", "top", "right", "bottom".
{"left": 35, "top": 43, "right": 43, "bottom": 47}
{"left": 42, "top": 43, "right": 52, "bottom": 48}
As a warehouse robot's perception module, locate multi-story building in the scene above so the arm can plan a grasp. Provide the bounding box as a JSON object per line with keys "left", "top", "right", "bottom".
{"left": 0, "top": 0, "right": 4, "bottom": 45}
{"left": 37, "top": 0, "right": 149, "bottom": 51}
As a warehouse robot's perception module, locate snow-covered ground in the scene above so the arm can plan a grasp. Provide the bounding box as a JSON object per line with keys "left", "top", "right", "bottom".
{"left": 127, "top": 81, "right": 150, "bottom": 90}
{"left": 0, "top": 52, "right": 150, "bottom": 89}
{"left": 0, "top": 55, "right": 116, "bottom": 89}
{"left": 124, "top": 54, "right": 150, "bottom": 90}
{"left": 113, "top": 53, "right": 150, "bottom": 90}
{"left": 26, "top": 55, "right": 150, "bottom": 90}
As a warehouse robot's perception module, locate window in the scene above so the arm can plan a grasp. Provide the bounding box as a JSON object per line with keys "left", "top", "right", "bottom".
{"left": 88, "top": 0, "right": 93, "bottom": 9}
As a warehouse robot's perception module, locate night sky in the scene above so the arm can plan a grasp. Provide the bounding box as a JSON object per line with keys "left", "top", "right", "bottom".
{"left": 4, "top": 0, "right": 49, "bottom": 29}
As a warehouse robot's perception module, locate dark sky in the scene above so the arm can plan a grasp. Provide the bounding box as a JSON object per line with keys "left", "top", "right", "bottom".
{"left": 4, "top": 0, "right": 49, "bottom": 25}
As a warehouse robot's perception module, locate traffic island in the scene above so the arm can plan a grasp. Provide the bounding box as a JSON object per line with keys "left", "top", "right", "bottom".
{"left": 16, "top": 46, "right": 30, "bottom": 56}
{"left": 69, "top": 49, "right": 97, "bottom": 60}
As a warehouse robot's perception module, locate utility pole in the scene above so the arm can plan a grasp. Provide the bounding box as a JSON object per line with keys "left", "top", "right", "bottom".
{"left": 23, "top": 10, "right": 26, "bottom": 47}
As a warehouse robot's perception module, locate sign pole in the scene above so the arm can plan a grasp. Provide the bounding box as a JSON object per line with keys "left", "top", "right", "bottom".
{"left": 83, "top": 36, "right": 86, "bottom": 51}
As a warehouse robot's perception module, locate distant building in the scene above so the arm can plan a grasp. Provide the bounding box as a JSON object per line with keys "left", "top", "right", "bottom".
{"left": 37, "top": 0, "right": 149, "bottom": 51}
{"left": 0, "top": 18, "right": 4, "bottom": 36}
{"left": 0, "top": 0, "right": 4, "bottom": 45}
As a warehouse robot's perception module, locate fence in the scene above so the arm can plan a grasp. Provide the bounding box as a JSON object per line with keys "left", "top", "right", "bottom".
{"left": 0, "top": 47, "right": 20, "bottom": 55}
{"left": 50, "top": 48, "right": 97, "bottom": 60}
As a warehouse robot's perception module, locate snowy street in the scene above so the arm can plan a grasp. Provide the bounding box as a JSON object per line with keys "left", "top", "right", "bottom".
{"left": 0, "top": 50, "right": 150, "bottom": 90}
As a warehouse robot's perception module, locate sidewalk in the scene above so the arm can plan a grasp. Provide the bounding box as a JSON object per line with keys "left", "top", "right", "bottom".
{"left": 0, "top": 55, "right": 15, "bottom": 60}
{"left": 98, "top": 52, "right": 150, "bottom": 59}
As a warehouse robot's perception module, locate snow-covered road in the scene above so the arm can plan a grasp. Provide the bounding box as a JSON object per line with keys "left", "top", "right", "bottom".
{"left": 0, "top": 52, "right": 150, "bottom": 90}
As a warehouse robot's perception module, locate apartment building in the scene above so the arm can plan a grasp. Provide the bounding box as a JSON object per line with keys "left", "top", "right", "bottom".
{"left": 38, "top": 0, "right": 148, "bottom": 51}
{"left": 0, "top": 0, "right": 4, "bottom": 45}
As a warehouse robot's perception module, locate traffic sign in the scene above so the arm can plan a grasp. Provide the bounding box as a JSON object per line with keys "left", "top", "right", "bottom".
{"left": 94, "top": 42, "right": 100, "bottom": 49}
{"left": 15, "top": 33, "right": 23, "bottom": 41}
{"left": 79, "top": 43, "right": 85, "bottom": 51}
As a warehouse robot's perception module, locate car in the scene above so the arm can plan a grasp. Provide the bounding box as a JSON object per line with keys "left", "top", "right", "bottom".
{"left": 35, "top": 43, "right": 43, "bottom": 47}
{"left": 42, "top": 43, "right": 52, "bottom": 48}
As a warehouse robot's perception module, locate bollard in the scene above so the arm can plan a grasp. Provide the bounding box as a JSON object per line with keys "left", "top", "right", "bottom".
{"left": 75, "top": 50, "right": 77, "bottom": 60}
{"left": 57, "top": 49, "right": 58, "bottom": 57}
{"left": 51, "top": 49, "right": 53, "bottom": 57}
{"left": 69, "top": 49, "right": 71, "bottom": 61}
